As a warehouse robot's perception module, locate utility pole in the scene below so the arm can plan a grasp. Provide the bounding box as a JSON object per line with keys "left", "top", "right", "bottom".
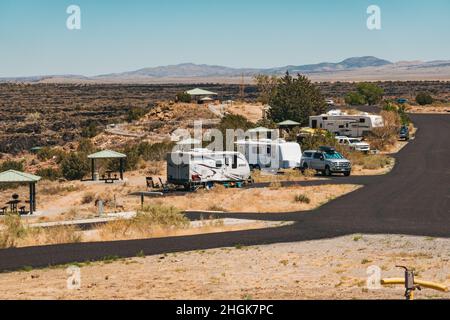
{"left": 239, "top": 73, "right": 245, "bottom": 102}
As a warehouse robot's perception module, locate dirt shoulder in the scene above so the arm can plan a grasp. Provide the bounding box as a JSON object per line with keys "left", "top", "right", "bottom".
{"left": 1, "top": 234, "right": 448, "bottom": 300}
{"left": 146, "top": 185, "right": 361, "bottom": 213}
{"left": 407, "top": 103, "right": 450, "bottom": 114}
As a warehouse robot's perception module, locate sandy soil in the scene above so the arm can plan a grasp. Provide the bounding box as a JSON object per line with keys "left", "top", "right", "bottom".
{"left": 226, "top": 102, "right": 265, "bottom": 123}
{"left": 407, "top": 103, "right": 450, "bottom": 114}
{"left": 1, "top": 234, "right": 448, "bottom": 300}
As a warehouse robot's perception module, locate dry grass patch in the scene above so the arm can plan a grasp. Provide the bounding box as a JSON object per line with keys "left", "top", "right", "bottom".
{"left": 0, "top": 215, "right": 82, "bottom": 249}
{"left": 98, "top": 205, "right": 189, "bottom": 241}
{"left": 146, "top": 185, "right": 361, "bottom": 213}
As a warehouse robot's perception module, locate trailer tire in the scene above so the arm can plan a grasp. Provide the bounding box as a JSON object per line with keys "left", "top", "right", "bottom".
{"left": 301, "top": 163, "right": 308, "bottom": 174}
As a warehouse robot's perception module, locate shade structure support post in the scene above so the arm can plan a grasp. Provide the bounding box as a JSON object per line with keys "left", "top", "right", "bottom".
{"left": 29, "top": 182, "right": 36, "bottom": 215}
{"left": 91, "top": 159, "right": 95, "bottom": 181}
{"left": 120, "top": 158, "right": 124, "bottom": 180}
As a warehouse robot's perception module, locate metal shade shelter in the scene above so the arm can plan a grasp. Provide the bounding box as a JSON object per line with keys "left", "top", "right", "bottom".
{"left": 277, "top": 120, "right": 301, "bottom": 127}
{"left": 87, "top": 150, "right": 127, "bottom": 181}
{"left": 0, "top": 170, "right": 41, "bottom": 215}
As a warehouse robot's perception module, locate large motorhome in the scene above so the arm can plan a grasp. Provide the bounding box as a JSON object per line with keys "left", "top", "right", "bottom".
{"left": 309, "top": 110, "right": 384, "bottom": 138}
{"left": 167, "top": 149, "right": 251, "bottom": 189}
{"left": 236, "top": 139, "right": 302, "bottom": 170}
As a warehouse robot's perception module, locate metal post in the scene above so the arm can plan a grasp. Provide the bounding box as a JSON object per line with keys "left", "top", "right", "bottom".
{"left": 120, "top": 158, "right": 124, "bottom": 180}
{"left": 29, "top": 183, "right": 33, "bottom": 215}
{"left": 91, "top": 158, "right": 95, "bottom": 181}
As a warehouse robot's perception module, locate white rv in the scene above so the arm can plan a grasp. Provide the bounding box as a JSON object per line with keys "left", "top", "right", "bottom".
{"left": 309, "top": 110, "right": 384, "bottom": 138}
{"left": 167, "top": 149, "right": 251, "bottom": 189}
{"left": 236, "top": 139, "right": 302, "bottom": 170}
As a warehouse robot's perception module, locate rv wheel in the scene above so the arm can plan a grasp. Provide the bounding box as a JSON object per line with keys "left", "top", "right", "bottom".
{"left": 301, "top": 163, "right": 308, "bottom": 173}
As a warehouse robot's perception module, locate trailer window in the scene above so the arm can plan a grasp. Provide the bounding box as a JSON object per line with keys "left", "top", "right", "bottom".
{"left": 266, "top": 146, "right": 271, "bottom": 155}
{"left": 216, "top": 160, "right": 223, "bottom": 168}
{"left": 360, "top": 118, "right": 366, "bottom": 123}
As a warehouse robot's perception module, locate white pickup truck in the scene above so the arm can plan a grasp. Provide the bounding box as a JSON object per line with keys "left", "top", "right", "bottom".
{"left": 335, "top": 136, "right": 370, "bottom": 153}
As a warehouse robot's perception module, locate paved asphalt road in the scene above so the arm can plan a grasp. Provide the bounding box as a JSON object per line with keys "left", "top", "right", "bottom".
{"left": 0, "top": 114, "right": 449, "bottom": 271}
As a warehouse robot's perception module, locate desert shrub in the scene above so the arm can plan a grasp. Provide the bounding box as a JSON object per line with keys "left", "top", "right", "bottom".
{"left": 61, "top": 153, "right": 90, "bottom": 180}
{"left": 81, "top": 192, "right": 95, "bottom": 205}
{"left": 77, "top": 138, "right": 95, "bottom": 154}
{"left": 127, "top": 107, "right": 148, "bottom": 122}
{"left": 346, "top": 152, "right": 392, "bottom": 170}
{"left": 415, "top": 92, "right": 433, "bottom": 106}
{"left": 99, "top": 205, "right": 189, "bottom": 240}
{"left": 123, "top": 145, "right": 140, "bottom": 171}
{"left": 345, "top": 92, "right": 366, "bottom": 106}
{"left": 300, "top": 131, "right": 338, "bottom": 151}
{"left": 383, "top": 102, "right": 410, "bottom": 125}
{"left": 218, "top": 114, "right": 254, "bottom": 133}
{"left": 40, "top": 183, "right": 80, "bottom": 195}
{"left": 37, "top": 147, "right": 67, "bottom": 163}
{"left": 27, "top": 226, "right": 83, "bottom": 246}
{"left": 294, "top": 194, "right": 311, "bottom": 204}
{"left": 0, "top": 215, "right": 27, "bottom": 248}
{"left": 81, "top": 122, "right": 100, "bottom": 138}
{"left": 137, "top": 141, "right": 175, "bottom": 161}
{"left": 176, "top": 92, "right": 192, "bottom": 103}
{"left": 36, "top": 167, "right": 62, "bottom": 181}
{"left": 0, "top": 159, "right": 25, "bottom": 172}
{"left": 366, "top": 111, "right": 401, "bottom": 151}
{"left": 356, "top": 83, "right": 384, "bottom": 105}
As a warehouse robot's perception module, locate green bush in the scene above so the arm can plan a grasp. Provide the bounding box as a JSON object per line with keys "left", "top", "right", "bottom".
{"left": 415, "top": 92, "right": 433, "bottom": 106}
{"left": 268, "top": 73, "right": 326, "bottom": 125}
{"left": 0, "top": 159, "right": 24, "bottom": 172}
{"left": 294, "top": 194, "right": 311, "bottom": 204}
{"left": 81, "top": 122, "right": 100, "bottom": 138}
{"left": 345, "top": 92, "right": 366, "bottom": 106}
{"left": 218, "top": 114, "right": 254, "bottom": 133}
{"left": 36, "top": 167, "right": 62, "bottom": 181}
{"left": 356, "top": 83, "right": 384, "bottom": 105}
{"left": 37, "top": 147, "right": 67, "bottom": 163}
{"left": 61, "top": 153, "right": 90, "bottom": 180}
{"left": 176, "top": 92, "right": 192, "bottom": 103}
{"left": 77, "top": 138, "right": 95, "bottom": 154}
{"left": 127, "top": 107, "right": 147, "bottom": 122}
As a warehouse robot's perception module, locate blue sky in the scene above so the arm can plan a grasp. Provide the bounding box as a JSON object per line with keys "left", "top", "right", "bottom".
{"left": 0, "top": 0, "right": 449, "bottom": 77}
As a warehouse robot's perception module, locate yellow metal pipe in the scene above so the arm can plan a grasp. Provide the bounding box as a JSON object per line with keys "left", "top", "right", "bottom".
{"left": 381, "top": 278, "right": 448, "bottom": 292}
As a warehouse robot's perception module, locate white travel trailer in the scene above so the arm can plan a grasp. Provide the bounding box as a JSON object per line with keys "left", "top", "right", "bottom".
{"left": 167, "top": 149, "right": 251, "bottom": 190}
{"left": 309, "top": 110, "right": 384, "bottom": 138}
{"left": 236, "top": 139, "right": 302, "bottom": 170}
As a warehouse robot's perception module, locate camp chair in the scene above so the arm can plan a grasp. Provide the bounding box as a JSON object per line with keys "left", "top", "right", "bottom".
{"left": 0, "top": 206, "right": 7, "bottom": 215}
{"left": 146, "top": 177, "right": 160, "bottom": 190}
{"left": 19, "top": 206, "right": 27, "bottom": 215}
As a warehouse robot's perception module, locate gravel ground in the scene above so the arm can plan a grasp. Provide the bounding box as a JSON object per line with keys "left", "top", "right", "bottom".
{"left": 0, "top": 234, "right": 448, "bottom": 300}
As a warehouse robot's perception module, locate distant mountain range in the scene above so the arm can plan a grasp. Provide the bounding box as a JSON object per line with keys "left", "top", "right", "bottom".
{"left": 2, "top": 56, "right": 450, "bottom": 83}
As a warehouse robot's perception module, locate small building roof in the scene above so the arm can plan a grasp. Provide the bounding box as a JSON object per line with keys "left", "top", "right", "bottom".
{"left": 278, "top": 120, "right": 301, "bottom": 126}
{"left": 0, "top": 170, "right": 41, "bottom": 183}
{"left": 248, "top": 127, "right": 273, "bottom": 133}
{"left": 186, "top": 88, "right": 218, "bottom": 96}
{"left": 88, "top": 150, "right": 127, "bottom": 159}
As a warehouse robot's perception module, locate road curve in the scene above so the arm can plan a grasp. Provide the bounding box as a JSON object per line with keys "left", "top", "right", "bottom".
{"left": 0, "top": 114, "right": 449, "bottom": 271}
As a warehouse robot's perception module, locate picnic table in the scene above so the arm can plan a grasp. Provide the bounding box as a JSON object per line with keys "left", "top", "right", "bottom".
{"left": 101, "top": 171, "right": 119, "bottom": 184}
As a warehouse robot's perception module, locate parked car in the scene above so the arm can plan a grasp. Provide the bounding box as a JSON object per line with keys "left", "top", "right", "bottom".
{"left": 399, "top": 125, "right": 410, "bottom": 141}
{"left": 301, "top": 147, "right": 352, "bottom": 176}
{"left": 335, "top": 136, "right": 370, "bottom": 153}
